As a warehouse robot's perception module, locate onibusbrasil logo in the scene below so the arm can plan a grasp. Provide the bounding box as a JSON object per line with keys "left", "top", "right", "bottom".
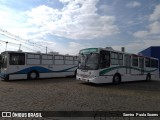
{"left": 2, "top": 112, "right": 42, "bottom": 118}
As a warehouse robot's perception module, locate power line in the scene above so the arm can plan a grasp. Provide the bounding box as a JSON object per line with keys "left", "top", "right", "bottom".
{"left": 0, "top": 39, "right": 37, "bottom": 52}
{"left": 21, "top": 44, "right": 38, "bottom": 52}
{"left": 0, "top": 32, "right": 44, "bottom": 49}
{"left": 0, "top": 34, "right": 41, "bottom": 51}
{"left": 0, "top": 28, "right": 55, "bottom": 53}
{"left": 0, "top": 39, "right": 19, "bottom": 45}
{"left": 0, "top": 28, "right": 44, "bottom": 48}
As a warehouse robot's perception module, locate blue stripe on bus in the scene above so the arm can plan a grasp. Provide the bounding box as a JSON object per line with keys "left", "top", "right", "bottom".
{"left": 13, "top": 66, "right": 77, "bottom": 74}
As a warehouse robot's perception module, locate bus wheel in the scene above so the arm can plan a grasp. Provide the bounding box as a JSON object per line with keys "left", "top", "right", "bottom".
{"left": 113, "top": 74, "right": 121, "bottom": 84}
{"left": 146, "top": 73, "right": 151, "bottom": 81}
{"left": 28, "top": 71, "right": 39, "bottom": 80}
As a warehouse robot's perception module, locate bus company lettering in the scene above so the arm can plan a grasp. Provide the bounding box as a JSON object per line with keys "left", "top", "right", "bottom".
{"left": 28, "top": 113, "right": 42, "bottom": 117}
{"left": 12, "top": 112, "right": 27, "bottom": 117}
{"left": 12, "top": 112, "right": 42, "bottom": 118}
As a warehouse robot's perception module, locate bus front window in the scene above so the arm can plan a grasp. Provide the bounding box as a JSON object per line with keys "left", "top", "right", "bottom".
{"left": 1, "top": 55, "right": 7, "bottom": 69}
{"left": 78, "top": 53, "right": 99, "bottom": 70}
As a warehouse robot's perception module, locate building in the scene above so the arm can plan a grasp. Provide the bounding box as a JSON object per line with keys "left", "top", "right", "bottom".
{"left": 139, "top": 46, "right": 160, "bottom": 70}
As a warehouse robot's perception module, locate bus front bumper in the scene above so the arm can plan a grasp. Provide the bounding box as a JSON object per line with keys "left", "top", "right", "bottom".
{"left": 0, "top": 73, "right": 9, "bottom": 80}
{"left": 76, "top": 75, "right": 96, "bottom": 83}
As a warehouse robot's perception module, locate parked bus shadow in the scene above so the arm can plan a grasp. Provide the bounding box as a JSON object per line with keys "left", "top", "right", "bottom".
{"left": 80, "top": 80, "right": 160, "bottom": 92}
{"left": 1, "top": 77, "right": 77, "bottom": 84}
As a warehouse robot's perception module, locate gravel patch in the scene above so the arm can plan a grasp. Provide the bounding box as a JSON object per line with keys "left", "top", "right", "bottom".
{"left": 0, "top": 78, "right": 160, "bottom": 120}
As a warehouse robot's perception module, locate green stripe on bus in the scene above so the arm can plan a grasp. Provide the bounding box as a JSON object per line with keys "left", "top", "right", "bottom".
{"left": 99, "top": 66, "right": 158, "bottom": 75}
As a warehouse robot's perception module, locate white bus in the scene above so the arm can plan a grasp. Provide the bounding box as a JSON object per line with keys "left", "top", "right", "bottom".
{"left": 0, "top": 51, "right": 78, "bottom": 80}
{"left": 0, "top": 54, "right": 1, "bottom": 68}
{"left": 76, "top": 47, "right": 159, "bottom": 84}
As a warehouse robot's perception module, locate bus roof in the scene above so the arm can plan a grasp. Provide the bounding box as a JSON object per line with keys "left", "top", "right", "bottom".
{"left": 79, "top": 47, "right": 159, "bottom": 60}
{"left": 1, "top": 51, "right": 77, "bottom": 57}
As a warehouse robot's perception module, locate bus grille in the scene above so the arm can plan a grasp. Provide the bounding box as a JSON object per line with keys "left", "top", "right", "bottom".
{"left": 80, "top": 74, "right": 89, "bottom": 78}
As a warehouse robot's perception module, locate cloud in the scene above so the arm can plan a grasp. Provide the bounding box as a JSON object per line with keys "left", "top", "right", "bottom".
{"left": 133, "top": 4, "right": 160, "bottom": 38}
{"left": 0, "top": 5, "right": 25, "bottom": 28}
{"left": 0, "top": 4, "right": 58, "bottom": 53}
{"left": 113, "top": 39, "right": 160, "bottom": 54}
{"left": 149, "top": 4, "right": 160, "bottom": 21}
{"left": 99, "top": 4, "right": 112, "bottom": 14}
{"left": 148, "top": 21, "right": 160, "bottom": 34}
{"left": 130, "top": 4, "right": 160, "bottom": 53}
{"left": 133, "top": 21, "right": 160, "bottom": 38}
{"left": 0, "top": 0, "right": 120, "bottom": 54}
{"left": 126, "top": 1, "right": 141, "bottom": 8}
{"left": 25, "top": 0, "right": 119, "bottom": 40}
{"left": 43, "top": 41, "right": 90, "bottom": 55}
{"left": 133, "top": 30, "right": 149, "bottom": 38}
{"left": 69, "top": 42, "right": 81, "bottom": 48}
{"left": 68, "top": 42, "right": 84, "bottom": 54}
{"left": 46, "top": 0, "right": 55, "bottom": 4}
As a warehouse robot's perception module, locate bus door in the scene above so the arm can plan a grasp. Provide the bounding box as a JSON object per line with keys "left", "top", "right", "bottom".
{"left": 125, "top": 55, "right": 131, "bottom": 74}
{"left": 100, "top": 50, "right": 110, "bottom": 69}
{"left": 139, "top": 57, "right": 144, "bottom": 74}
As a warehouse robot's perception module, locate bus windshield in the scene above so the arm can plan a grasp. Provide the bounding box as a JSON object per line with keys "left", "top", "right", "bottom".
{"left": 1, "top": 55, "right": 7, "bottom": 69}
{"left": 78, "top": 53, "right": 99, "bottom": 70}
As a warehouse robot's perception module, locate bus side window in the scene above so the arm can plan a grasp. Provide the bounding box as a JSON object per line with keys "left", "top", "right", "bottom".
{"left": 145, "top": 58, "right": 150, "bottom": 67}
{"left": 132, "top": 55, "right": 138, "bottom": 67}
{"left": 119, "top": 53, "right": 123, "bottom": 65}
{"left": 151, "top": 59, "right": 158, "bottom": 68}
{"left": 19, "top": 55, "right": 25, "bottom": 65}
{"left": 111, "top": 52, "right": 118, "bottom": 65}
{"left": 10, "top": 53, "right": 25, "bottom": 65}
{"left": 100, "top": 50, "right": 110, "bottom": 69}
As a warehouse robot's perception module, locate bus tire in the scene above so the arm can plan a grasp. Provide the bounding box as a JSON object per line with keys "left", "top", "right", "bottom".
{"left": 113, "top": 74, "right": 121, "bottom": 84}
{"left": 28, "top": 71, "right": 39, "bottom": 80}
{"left": 4, "top": 74, "right": 9, "bottom": 81}
{"left": 146, "top": 73, "right": 151, "bottom": 81}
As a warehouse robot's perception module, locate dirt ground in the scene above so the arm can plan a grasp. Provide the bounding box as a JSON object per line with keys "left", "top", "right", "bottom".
{"left": 0, "top": 78, "right": 160, "bottom": 120}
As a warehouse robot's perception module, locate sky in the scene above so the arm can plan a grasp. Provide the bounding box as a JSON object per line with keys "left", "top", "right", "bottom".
{"left": 0, "top": 0, "right": 160, "bottom": 55}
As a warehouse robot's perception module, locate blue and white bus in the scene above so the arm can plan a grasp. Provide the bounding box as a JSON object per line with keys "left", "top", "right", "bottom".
{"left": 0, "top": 51, "right": 78, "bottom": 80}
{"left": 76, "top": 47, "right": 159, "bottom": 84}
